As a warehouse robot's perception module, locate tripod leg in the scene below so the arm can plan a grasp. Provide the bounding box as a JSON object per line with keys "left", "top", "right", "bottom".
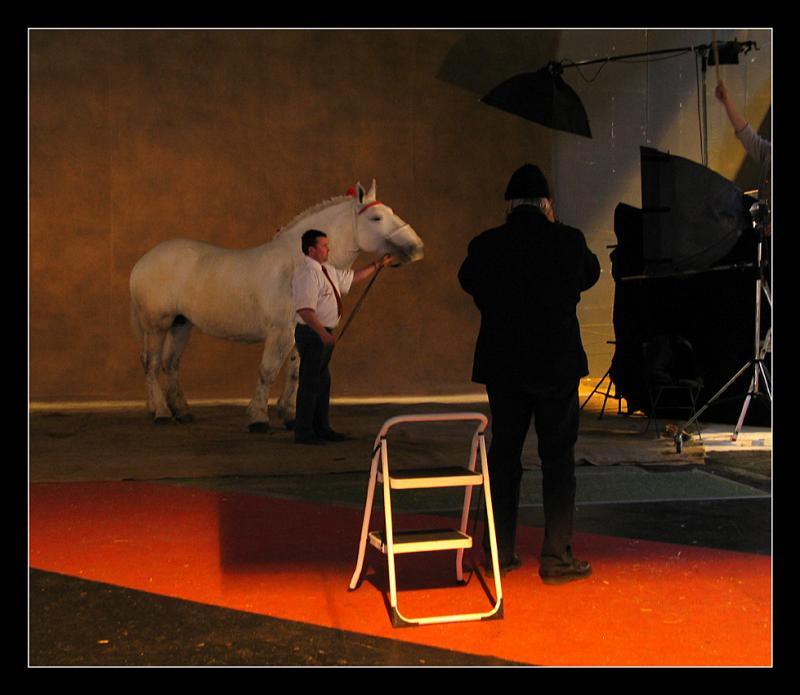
{"left": 757, "top": 360, "right": 772, "bottom": 400}
{"left": 732, "top": 387, "right": 755, "bottom": 442}
{"left": 689, "top": 388, "right": 702, "bottom": 441}
{"left": 756, "top": 330, "right": 772, "bottom": 400}
{"left": 679, "top": 359, "right": 752, "bottom": 435}
{"left": 732, "top": 251, "right": 772, "bottom": 440}
{"left": 599, "top": 381, "right": 611, "bottom": 420}
{"left": 581, "top": 369, "right": 609, "bottom": 410}
{"left": 732, "top": 358, "right": 772, "bottom": 442}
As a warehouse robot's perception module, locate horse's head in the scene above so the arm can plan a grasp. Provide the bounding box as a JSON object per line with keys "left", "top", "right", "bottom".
{"left": 351, "top": 181, "right": 424, "bottom": 264}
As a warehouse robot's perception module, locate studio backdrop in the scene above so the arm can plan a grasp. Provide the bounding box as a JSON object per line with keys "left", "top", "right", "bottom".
{"left": 29, "top": 29, "right": 771, "bottom": 408}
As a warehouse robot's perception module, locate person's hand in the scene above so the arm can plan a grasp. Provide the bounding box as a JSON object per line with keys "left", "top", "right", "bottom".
{"left": 715, "top": 80, "right": 729, "bottom": 103}
{"left": 372, "top": 255, "right": 393, "bottom": 271}
{"left": 320, "top": 331, "right": 336, "bottom": 347}
{"left": 544, "top": 198, "right": 556, "bottom": 223}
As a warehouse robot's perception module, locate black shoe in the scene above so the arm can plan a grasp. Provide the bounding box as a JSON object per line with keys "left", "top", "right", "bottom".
{"left": 483, "top": 554, "right": 522, "bottom": 578}
{"left": 294, "top": 434, "right": 326, "bottom": 446}
{"left": 539, "top": 558, "right": 592, "bottom": 585}
{"left": 317, "top": 430, "right": 354, "bottom": 442}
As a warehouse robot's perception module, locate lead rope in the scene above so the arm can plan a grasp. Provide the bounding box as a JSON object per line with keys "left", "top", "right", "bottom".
{"left": 334, "top": 199, "right": 382, "bottom": 342}
{"left": 336, "top": 263, "right": 383, "bottom": 341}
{"left": 336, "top": 192, "right": 403, "bottom": 342}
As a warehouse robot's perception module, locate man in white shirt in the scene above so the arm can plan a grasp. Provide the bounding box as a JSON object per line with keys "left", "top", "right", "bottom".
{"left": 292, "top": 229, "right": 391, "bottom": 445}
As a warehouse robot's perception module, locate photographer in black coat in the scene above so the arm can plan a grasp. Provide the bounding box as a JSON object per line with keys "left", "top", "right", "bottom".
{"left": 458, "top": 164, "right": 600, "bottom": 584}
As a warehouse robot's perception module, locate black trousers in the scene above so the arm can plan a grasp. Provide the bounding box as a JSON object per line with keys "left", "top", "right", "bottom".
{"left": 484, "top": 381, "right": 580, "bottom": 568}
{"left": 294, "top": 324, "right": 335, "bottom": 439}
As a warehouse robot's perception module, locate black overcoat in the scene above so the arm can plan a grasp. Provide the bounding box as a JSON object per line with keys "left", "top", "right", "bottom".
{"left": 458, "top": 206, "right": 601, "bottom": 391}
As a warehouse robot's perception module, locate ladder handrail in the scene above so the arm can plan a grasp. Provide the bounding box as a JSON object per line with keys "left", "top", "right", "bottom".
{"left": 373, "top": 412, "right": 489, "bottom": 443}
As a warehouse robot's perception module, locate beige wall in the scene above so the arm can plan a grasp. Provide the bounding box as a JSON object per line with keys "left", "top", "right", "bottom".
{"left": 29, "top": 29, "right": 771, "bottom": 405}
{"left": 29, "top": 29, "right": 553, "bottom": 402}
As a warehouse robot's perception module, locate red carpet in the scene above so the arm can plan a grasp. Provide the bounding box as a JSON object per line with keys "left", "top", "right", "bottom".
{"left": 29, "top": 481, "right": 771, "bottom": 666}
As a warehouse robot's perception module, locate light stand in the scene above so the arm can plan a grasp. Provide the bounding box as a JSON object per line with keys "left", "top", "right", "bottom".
{"left": 674, "top": 202, "right": 772, "bottom": 453}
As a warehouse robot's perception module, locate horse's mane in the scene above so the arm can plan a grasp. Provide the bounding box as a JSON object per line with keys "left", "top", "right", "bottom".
{"left": 272, "top": 195, "right": 352, "bottom": 241}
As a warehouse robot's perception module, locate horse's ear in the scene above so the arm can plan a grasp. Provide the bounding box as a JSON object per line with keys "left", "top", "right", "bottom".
{"left": 356, "top": 182, "right": 366, "bottom": 205}
{"left": 366, "top": 179, "right": 377, "bottom": 201}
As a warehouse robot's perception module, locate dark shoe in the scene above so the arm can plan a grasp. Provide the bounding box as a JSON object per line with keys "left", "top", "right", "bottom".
{"left": 539, "top": 558, "right": 592, "bottom": 585}
{"left": 294, "top": 435, "right": 326, "bottom": 446}
{"left": 483, "top": 554, "right": 522, "bottom": 578}
{"left": 317, "top": 430, "right": 354, "bottom": 442}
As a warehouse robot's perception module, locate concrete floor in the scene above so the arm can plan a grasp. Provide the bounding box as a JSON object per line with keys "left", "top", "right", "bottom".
{"left": 27, "top": 399, "right": 774, "bottom": 667}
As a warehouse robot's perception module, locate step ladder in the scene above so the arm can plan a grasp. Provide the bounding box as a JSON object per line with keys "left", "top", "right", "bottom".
{"left": 348, "top": 413, "right": 504, "bottom": 627}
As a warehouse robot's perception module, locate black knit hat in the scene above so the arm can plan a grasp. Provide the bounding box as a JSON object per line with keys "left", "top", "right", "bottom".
{"left": 504, "top": 164, "right": 550, "bottom": 200}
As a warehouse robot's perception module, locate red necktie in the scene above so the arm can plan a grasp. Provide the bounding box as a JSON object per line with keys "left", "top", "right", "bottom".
{"left": 320, "top": 265, "right": 343, "bottom": 318}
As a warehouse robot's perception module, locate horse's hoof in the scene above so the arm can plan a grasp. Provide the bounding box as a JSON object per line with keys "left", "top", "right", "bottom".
{"left": 283, "top": 419, "right": 296, "bottom": 431}
{"left": 176, "top": 413, "right": 194, "bottom": 424}
{"left": 248, "top": 422, "right": 270, "bottom": 433}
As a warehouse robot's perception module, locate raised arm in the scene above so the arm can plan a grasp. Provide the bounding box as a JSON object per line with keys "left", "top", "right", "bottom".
{"left": 715, "top": 80, "right": 748, "bottom": 133}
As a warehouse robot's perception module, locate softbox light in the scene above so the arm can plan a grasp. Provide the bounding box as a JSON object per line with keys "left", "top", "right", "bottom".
{"left": 640, "top": 147, "right": 752, "bottom": 275}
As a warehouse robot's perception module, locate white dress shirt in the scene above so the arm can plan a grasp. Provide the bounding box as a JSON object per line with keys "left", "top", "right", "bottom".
{"left": 292, "top": 255, "right": 354, "bottom": 329}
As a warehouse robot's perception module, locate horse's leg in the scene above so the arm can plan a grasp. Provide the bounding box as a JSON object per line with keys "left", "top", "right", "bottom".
{"left": 141, "top": 328, "right": 172, "bottom": 423}
{"left": 247, "top": 328, "right": 295, "bottom": 433}
{"left": 276, "top": 345, "right": 300, "bottom": 430}
{"left": 162, "top": 318, "right": 194, "bottom": 423}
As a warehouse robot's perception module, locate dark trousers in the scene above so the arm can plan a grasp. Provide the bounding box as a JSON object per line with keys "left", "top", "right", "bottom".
{"left": 294, "top": 324, "right": 335, "bottom": 439}
{"left": 484, "top": 381, "right": 580, "bottom": 568}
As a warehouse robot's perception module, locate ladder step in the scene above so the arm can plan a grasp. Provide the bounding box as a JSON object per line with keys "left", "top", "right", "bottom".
{"left": 369, "top": 529, "right": 473, "bottom": 554}
{"left": 378, "top": 466, "right": 483, "bottom": 489}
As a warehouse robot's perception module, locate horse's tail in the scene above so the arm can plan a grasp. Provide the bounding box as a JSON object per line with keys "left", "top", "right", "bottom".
{"left": 129, "top": 299, "right": 144, "bottom": 342}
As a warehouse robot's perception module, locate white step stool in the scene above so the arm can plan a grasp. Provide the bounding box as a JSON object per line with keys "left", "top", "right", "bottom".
{"left": 348, "top": 413, "right": 504, "bottom": 627}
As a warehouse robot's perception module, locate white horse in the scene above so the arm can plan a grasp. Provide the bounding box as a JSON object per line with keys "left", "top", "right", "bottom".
{"left": 129, "top": 180, "right": 423, "bottom": 430}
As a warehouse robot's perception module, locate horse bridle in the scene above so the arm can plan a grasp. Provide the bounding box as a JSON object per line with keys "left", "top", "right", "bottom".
{"left": 349, "top": 199, "right": 413, "bottom": 258}
{"left": 337, "top": 198, "right": 416, "bottom": 341}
